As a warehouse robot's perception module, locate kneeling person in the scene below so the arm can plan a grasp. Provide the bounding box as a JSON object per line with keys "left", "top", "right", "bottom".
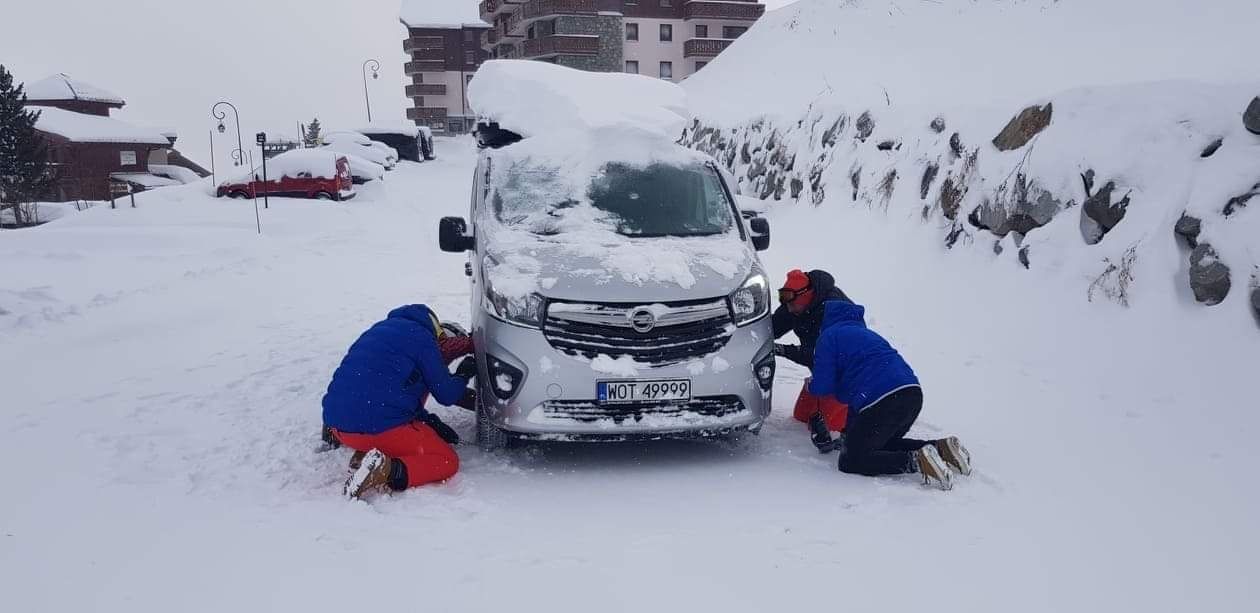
{"left": 810, "top": 299, "right": 971, "bottom": 490}
{"left": 322, "top": 304, "right": 477, "bottom": 499}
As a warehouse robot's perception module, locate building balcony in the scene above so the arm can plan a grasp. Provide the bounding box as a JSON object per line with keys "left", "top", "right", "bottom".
{"left": 403, "top": 37, "right": 444, "bottom": 54}
{"left": 406, "top": 47, "right": 446, "bottom": 61}
{"left": 404, "top": 60, "right": 446, "bottom": 75}
{"left": 482, "top": 28, "right": 501, "bottom": 49}
{"left": 406, "top": 107, "right": 449, "bottom": 121}
{"left": 683, "top": 37, "right": 733, "bottom": 58}
{"left": 479, "top": 0, "right": 501, "bottom": 21}
{"left": 684, "top": 1, "right": 766, "bottom": 21}
{"left": 508, "top": 0, "right": 598, "bottom": 34}
{"left": 521, "top": 34, "right": 600, "bottom": 58}
{"left": 406, "top": 84, "right": 449, "bottom": 97}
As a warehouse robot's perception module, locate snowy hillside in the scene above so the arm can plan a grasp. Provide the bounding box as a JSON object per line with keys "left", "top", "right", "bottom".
{"left": 682, "top": 0, "right": 1260, "bottom": 327}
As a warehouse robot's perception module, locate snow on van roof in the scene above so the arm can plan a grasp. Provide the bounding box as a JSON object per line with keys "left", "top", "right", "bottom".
{"left": 468, "top": 60, "right": 691, "bottom": 141}
{"left": 400, "top": 0, "right": 490, "bottom": 28}
{"left": 357, "top": 122, "right": 421, "bottom": 138}
{"left": 227, "top": 149, "right": 344, "bottom": 183}
{"left": 25, "top": 73, "right": 124, "bottom": 105}
{"left": 32, "top": 106, "right": 170, "bottom": 145}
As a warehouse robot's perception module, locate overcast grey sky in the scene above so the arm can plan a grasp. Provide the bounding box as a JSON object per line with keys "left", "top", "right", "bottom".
{"left": 1, "top": 1, "right": 799, "bottom": 170}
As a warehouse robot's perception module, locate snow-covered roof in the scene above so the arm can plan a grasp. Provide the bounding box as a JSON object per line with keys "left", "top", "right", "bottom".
{"left": 24, "top": 73, "right": 125, "bottom": 105}
{"left": 32, "top": 106, "right": 171, "bottom": 145}
{"left": 111, "top": 173, "right": 182, "bottom": 189}
{"left": 400, "top": 0, "right": 490, "bottom": 28}
{"left": 357, "top": 122, "right": 421, "bottom": 138}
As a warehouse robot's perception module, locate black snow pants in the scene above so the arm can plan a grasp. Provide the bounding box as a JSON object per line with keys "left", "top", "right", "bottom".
{"left": 837, "top": 386, "right": 931, "bottom": 476}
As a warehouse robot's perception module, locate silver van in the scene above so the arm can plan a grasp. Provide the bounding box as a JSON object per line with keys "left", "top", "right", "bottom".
{"left": 439, "top": 126, "right": 774, "bottom": 448}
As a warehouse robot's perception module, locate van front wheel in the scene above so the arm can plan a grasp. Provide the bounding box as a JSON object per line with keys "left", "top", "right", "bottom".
{"left": 476, "top": 393, "right": 508, "bottom": 451}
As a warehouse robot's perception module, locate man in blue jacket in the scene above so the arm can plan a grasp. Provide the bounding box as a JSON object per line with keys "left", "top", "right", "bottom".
{"left": 322, "top": 304, "right": 478, "bottom": 499}
{"left": 810, "top": 299, "right": 971, "bottom": 490}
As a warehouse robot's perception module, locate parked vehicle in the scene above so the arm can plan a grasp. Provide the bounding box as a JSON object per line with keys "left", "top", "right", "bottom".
{"left": 440, "top": 124, "right": 774, "bottom": 449}
{"left": 342, "top": 153, "right": 386, "bottom": 184}
{"left": 215, "top": 150, "right": 354, "bottom": 201}
{"left": 359, "top": 123, "right": 434, "bottom": 163}
{"left": 323, "top": 131, "right": 396, "bottom": 169}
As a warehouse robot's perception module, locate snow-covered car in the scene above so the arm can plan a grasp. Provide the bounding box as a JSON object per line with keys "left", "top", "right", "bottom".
{"left": 358, "top": 123, "right": 431, "bottom": 162}
{"left": 440, "top": 124, "right": 774, "bottom": 448}
{"left": 215, "top": 150, "right": 354, "bottom": 201}
{"left": 341, "top": 153, "right": 386, "bottom": 184}
{"left": 323, "top": 131, "right": 396, "bottom": 169}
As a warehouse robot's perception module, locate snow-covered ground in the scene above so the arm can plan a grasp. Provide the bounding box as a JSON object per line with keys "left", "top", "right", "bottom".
{"left": 2, "top": 136, "right": 1256, "bottom": 611}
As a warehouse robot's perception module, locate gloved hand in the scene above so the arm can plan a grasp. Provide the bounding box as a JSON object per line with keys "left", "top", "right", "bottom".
{"left": 422, "top": 413, "right": 461, "bottom": 445}
{"left": 809, "top": 412, "right": 837, "bottom": 454}
{"left": 454, "top": 356, "right": 479, "bottom": 381}
{"left": 774, "top": 343, "right": 803, "bottom": 364}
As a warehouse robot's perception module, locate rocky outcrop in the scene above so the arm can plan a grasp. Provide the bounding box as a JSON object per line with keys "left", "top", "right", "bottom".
{"left": 969, "top": 174, "right": 1065, "bottom": 237}
{"left": 1189, "top": 244, "right": 1231, "bottom": 305}
{"left": 1251, "top": 272, "right": 1260, "bottom": 324}
{"left": 1245, "top": 97, "right": 1260, "bottom": 136}
{"left": 993, "top": 103, "right": 1053, "bottom": 151}
{"left": 1223, "top": 181, "right": 1259, "bottom": 217}
{"left": 1081, "top": 181, "right": 1131, "bottom": 245}
{"left": 1175, "top": 214, "right": 1202, "bottom": 248}
{"left": 930, "top": 116, "right": 946, "bottom": 134}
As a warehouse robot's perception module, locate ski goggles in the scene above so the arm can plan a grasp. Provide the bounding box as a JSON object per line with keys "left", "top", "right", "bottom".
{"left": 778, "top": 287, "right": 810, "bottom": 304}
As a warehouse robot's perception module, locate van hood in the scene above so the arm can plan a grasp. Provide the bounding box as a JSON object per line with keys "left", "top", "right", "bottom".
{"left": 483, "top": 230, "right": 756, "bottom": 304}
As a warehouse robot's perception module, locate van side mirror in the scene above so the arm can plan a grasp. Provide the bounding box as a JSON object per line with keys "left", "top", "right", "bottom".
{"left": 439, "top": 217, "right": 474, "bottom": 252}
{"left": 749, "top": 217, "right": 770, "bottom": 252}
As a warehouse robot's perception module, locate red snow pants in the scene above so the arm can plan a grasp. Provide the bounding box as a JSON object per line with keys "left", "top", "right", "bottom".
{"left": 333, "top": 421, "right": 459, "bottom": 488}
{"left": 792, "top": 378, "right": 849, "bottom": 432}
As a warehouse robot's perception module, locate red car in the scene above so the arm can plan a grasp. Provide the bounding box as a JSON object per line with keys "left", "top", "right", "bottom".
{"left": 216, "top": 150, "right": 355, "bottom": 201}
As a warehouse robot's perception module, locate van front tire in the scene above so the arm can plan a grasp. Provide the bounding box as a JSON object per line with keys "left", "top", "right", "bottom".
{"left": 476, "top": 393, "right": 509, "bottom": 451}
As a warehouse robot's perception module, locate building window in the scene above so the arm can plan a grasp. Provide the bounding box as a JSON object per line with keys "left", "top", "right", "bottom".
{"left": 659, "top": 24, "right": 672, "bottom": 42}
{"left": 416, "top": 97, "right": 425, "bottom": 107}
{"left": 723, "top": 26, "right": 748, "bottom": 39}
{"left": 660, "top": 0, "right": 673, "bottom": 6}
{"left": 626, "top": 23, "right": 638, "bottom": 41}
{"left": 695, "top": 61, "right": 708, "bottom": 72}
{"left": 695, "top": 24, "right": 708, "bottom": 38}
{"left": 626, "top": 60, "right": 639, "bottom": 74}
{"left": 464, "top": 30, "right": 476, "bottom": 42}
{"left": 415, "top": 74, "right": 423, "bottom": 83}
{"left": 659, "top": 61, "right": 673, "bottom": 80}
{"left": 465, "top": 51, "right": 476, "bottom": 65}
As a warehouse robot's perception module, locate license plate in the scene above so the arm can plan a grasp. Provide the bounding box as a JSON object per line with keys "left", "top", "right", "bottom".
{"left": 597, "top": 379, "right": 691, "bottom": 404}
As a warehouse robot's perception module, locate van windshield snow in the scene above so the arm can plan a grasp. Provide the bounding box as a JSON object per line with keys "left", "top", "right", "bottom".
{"left": 493, "top": 162, "right": 736, "bottom": 238}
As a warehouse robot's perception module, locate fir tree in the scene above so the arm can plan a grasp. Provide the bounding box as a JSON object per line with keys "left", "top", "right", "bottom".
{"left": 0, "top": 65, "right": 54, "bottom": 226}
{"left": 304, "top": 117, "right": 322, "bottom": 148}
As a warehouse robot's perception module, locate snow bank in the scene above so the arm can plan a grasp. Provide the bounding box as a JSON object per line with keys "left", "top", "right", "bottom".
{"left": 468, "top": 60, "right": 690, "bottom": 141}
{"left": 682, "top": 0, "right": 1260, "bottom": 328}
{"left": 0, "top": 202, "right": 83, "bottom": 226}
{"left": 32, "top": 105, "right": 170, "bottom": 144}
{"left": 687, "top": 0, "right": 1260, "bottom": 124}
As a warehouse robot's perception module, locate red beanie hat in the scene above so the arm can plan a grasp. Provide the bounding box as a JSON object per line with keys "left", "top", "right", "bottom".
{"left": 782, "top": 269, "right": 811, "bottom": 292}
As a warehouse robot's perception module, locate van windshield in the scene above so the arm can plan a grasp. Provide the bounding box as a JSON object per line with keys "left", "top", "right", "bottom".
{"left": 492, "top": 162, "right": 736, "bottom": 238}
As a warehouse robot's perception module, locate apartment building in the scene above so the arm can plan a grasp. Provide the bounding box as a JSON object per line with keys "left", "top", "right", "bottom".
{"left": 400, "top": 1, "right": 493, "bottom": 134}
{"left": 479, "top": 0, "right": 765, "bottom": 82}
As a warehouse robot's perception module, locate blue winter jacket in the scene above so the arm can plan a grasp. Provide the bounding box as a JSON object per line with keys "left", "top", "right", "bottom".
{"left": 322, "top": 305, "right": 468, "bottom": 434}
{"left": 809, "top": 301, "right": 920, "bottom": 414}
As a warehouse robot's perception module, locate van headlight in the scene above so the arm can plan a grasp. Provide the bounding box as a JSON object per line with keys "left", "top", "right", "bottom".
{"left": 484, "top": 274, "right": 546, "bottom": 328}
{"left": 729, "top": 272, "right": 770, "bottom": 326}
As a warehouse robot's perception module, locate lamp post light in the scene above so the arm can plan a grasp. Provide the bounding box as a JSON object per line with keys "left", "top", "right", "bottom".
{"left": 362, "top": 59, "right": 381, "bottom": 123}
{"left": 211, "top": 100, "right": 245, "bottom": 167}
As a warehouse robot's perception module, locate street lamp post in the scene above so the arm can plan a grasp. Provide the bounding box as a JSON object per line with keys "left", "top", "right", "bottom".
{"left": 211, "top": 100, "right": 245, "bottom": 167}
{"left": 362, "top": 59, "right": 381, "bottom": 123}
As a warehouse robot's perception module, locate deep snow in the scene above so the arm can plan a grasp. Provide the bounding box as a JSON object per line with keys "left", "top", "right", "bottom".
{"left": 2, "top": 138, "right": 1257, "bottom": 611}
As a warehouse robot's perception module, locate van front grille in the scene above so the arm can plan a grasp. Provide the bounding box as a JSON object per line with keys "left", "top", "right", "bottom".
{"left": 543, "top": 299, "right": 734, "bottom": 366}
{"left": 543, "top": 396, "right": 746, "bottom": 423}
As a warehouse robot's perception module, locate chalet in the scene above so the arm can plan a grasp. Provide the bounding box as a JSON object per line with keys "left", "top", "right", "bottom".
{"left": 25, "top": 74, "right": 208, "bottom": 202}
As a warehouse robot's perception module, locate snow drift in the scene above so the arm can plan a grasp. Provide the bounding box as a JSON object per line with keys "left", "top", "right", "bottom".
{"left": 681, "top": 0, "right": 1260, "bottom": 328}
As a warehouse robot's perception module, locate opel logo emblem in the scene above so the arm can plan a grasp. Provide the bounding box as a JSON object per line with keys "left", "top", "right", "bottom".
{"left": 628, "top": 307, "right": 656, "bottom": 333}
